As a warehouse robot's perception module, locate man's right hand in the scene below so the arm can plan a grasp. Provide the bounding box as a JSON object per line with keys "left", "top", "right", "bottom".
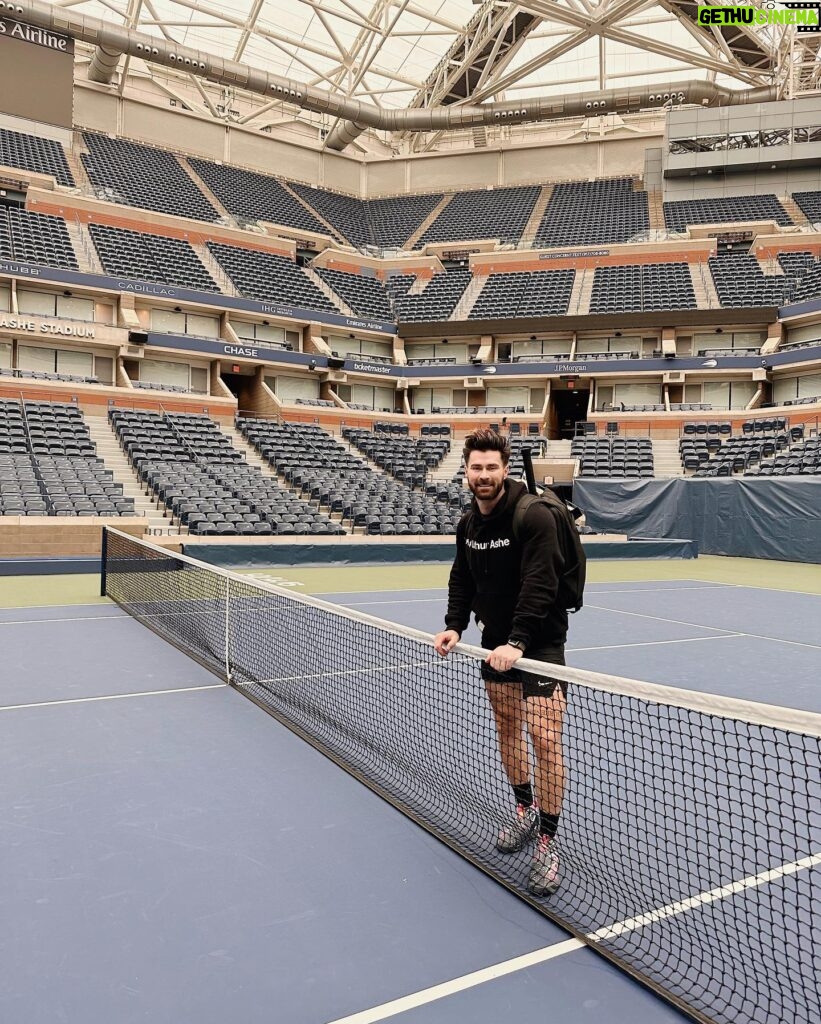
{"left": 433, "top": 630, "right": 461, "bottom": 657}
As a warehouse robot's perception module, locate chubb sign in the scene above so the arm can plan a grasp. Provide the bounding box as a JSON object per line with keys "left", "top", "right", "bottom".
{"left": 697, "top": 5, "right": 819, "bottom": 25}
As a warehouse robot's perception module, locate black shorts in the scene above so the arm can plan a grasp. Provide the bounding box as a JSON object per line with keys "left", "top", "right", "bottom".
{"left": 480, "top": 639, "right": 568, "bottom": 700}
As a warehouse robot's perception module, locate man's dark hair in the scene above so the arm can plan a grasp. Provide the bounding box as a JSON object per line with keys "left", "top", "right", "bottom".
{"left": 463, "top": 427, "right": 510, "bottom": 465}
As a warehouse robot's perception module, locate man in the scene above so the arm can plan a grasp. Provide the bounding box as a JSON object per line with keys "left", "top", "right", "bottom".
{"left": 433, "top": 427, "right": 569, "bottom": 897}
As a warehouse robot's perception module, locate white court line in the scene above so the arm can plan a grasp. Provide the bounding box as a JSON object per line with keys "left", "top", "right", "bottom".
{"left": 338, "top": 585, "right": 729, "bottom": 608}
{"left": 0, "top": 683, "right": 224, "bottom": 713}
{"left": 568, "top": 633, "right": 745, "bottom": 653}
{"left": 325, "top": 850, "right": 821, "bottom": 1024}
{"left": 322, "top": 939, "right": 585, "bottom": 1024}
{"left": 590, "top": 850, "right": 821, "bottom": 941}
{"left": 585, "top": 602, "right": 821, "bottom": 651}
{"left": 0, "top": 614, "right": 127, "bottom": 626}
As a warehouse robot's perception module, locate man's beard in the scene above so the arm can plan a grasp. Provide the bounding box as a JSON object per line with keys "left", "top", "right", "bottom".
{"left": 468, "top": 478, "right": 505, "bottom": 502}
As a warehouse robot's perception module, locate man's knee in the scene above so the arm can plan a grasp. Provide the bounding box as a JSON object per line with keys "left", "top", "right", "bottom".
{"left": 527, "top": 698, "right": 564, "bottom": 751}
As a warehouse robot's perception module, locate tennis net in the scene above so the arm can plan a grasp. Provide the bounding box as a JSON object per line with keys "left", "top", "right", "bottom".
{"left": 101, "top": 527, "right": 820, "bottom": 1024}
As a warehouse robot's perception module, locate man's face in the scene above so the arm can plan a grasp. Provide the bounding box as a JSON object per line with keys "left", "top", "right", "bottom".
{"left": 465, "top": 448, "right": 508, "bottom": 503}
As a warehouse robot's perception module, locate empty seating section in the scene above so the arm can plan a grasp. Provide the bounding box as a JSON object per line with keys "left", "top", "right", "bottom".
{"left": 792, "top": 191, "right": 821, "bottom": 225}
{"left": 207, "top": 242, "right": 338, "bottom": 311}
{"left": 82, "top": 133, "right": 218, "bottom": 222}
{"left": 290, "top": 185, "right": 445, "bottom": 250}
{"left": 708, "top": 251, "right": 791, "bottom": 307}
{"left": 663, "top": 195, "right": 791, "bottom": 232}
{"left": 365, "top": 195, "right": 444, "bottom": 250}
{"left": 239, "top": 418, "right": 468, "bottom": 534}
{"left": 783, "top": 395, "right": 820, "bottom": 405}
{"left": 789, "top": 263, "right": 821, "bottom": 305}
{"left": 418, "top": 186, "right": 541, "bottom": 247}
{"left": 433, "top": 405, "right": 525, "bottom": 415}
{"left": 748, "top": 435, "right": 820, "bottom": 476}
{"left": 132, "top": 380, "right": 190, "bottom": 394}
{"left": 111, "top": 410, "right": 340, "bottom": 535}
{"left": 534, "top": 179, "right": 649, "bottom": 248}
{"left": 342, "top": 426, "right": 449, "bottom": 485}
{"left": 590, "top": 262, "right": 695, "bottom": 313}
{"left": 0, "top": 207, "right": 77, "bottom": 268}
{"left": 287, "top": 185, "right": 365, "bottom": 248}
{"left": 572, "top": 436, "right": 654, "bottom": 478}
{"left": 314, "top": 268, "right": 393, "bottom": 320}
{"left": 0, "top": 127, "right": 74, "bottom": 187}
{"left": 777, "top": 251, "right": 816, "bottom": 277}
{"left": 469, "top": 270, "right": 575, "bottom": 319}
{"left": 0, "top": 367, "right": 99, "bottom": 385}
{"left": 0, "top": 400, "right": 134, "bottom": 516}
{"left": 295, "top": 398, "right": 336, "bottom": 407}
{"left": 385, "top": 274, "right": 415, "bottom": 304}
{"left": 89, "top": 223, "right": 219, "bottom": 292}
{"left": 188, "top": 159, "right": 328, "bottom": 235}
{"left": 679, "top": 419, "right": 815, "bottom": 476}
{"left": 393, "top": 269, "right": 471, "bottom": 322}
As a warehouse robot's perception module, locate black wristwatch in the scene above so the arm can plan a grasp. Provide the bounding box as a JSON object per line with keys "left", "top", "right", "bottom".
{"left": 508, "top": 639, "right": 526, "bottom": 652}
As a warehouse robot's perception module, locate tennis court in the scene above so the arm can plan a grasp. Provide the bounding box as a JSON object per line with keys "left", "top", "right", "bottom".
{"left": 0, "top": 539, "right": 818, "bottom": 1024}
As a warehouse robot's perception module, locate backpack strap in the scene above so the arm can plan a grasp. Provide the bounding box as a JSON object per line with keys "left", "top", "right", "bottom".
{"left": 511, "top": 493, "right": 541, "bottom": 541}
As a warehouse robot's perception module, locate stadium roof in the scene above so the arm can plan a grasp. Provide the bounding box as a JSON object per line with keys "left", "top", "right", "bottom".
{"left": 49, "top": 1, "right": 820, "bottom": 151}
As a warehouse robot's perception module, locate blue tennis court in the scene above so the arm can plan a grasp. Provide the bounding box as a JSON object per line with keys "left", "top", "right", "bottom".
{"left": 1, "top": 564, "right": 818, "bottom": 1024}
{"left": 1, "top": 601, "right": 694, "bottom": 1024}
{"left": 324, "top": 579, "right": 821, "bottom": 712}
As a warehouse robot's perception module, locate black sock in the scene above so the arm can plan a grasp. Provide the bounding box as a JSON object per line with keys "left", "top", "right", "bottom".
{"left": 540, "top": 812, "right": 560, "bottom": 840}
{"left": 512, "top": 782, "right": 534, "bottom": 808}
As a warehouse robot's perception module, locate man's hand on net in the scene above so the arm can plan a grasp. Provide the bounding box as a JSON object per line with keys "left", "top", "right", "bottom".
{"left": 433, "top": 630, "right": 460, "bottom": 656}
{"left": 485, "top": 644, "right": 524, "bottom": 673}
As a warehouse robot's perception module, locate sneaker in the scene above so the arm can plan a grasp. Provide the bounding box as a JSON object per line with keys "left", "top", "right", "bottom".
{"left": 528, "top": 835, "right": 560, "bottom": 897}
{"left": 496, "top": 803, "right": 540, "bottom": 853}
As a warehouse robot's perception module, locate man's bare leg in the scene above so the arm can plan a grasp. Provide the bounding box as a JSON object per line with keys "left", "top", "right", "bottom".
{"left": 526, "top": 686, "right": 567, "bottom": 819}
{"left": 484, "top": 680, "right": 529, "bottom": 786}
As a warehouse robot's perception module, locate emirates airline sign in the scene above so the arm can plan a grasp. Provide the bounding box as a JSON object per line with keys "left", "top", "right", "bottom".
{"left": 0, "top": 18, "right": 74, "bottom": 54}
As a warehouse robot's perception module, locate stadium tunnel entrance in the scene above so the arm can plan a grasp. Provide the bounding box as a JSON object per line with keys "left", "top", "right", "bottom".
{"left": 549, "top": 385, "right": 590, "bottom": 440}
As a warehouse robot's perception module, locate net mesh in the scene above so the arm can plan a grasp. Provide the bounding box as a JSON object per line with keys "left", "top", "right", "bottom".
{"left": 102, "top": 528, "right": 821, "bottom": 1024}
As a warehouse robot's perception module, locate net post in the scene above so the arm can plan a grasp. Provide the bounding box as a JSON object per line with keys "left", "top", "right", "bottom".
{"left": 100, "top": 526, "right": 108, "bottom": 597}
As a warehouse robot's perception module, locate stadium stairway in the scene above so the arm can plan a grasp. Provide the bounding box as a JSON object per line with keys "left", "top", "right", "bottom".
{"left": 781, "top": 196, "right": 811, "bottom": 227}
{"left": 280, "top": 181, "right": 349, "bottom": 245}
{"left": 520, "top": 184, "right": 554, "bottom": 244}
{"left": 194, "top": 243, "right": 241, "bottom": 296}
{"left": 64, "top": 220, "right": 105, "bottom": 276}
{"left": 64, "top": 136, "right": 93, "bottom": 193}
{"left": 691, "top": 262, "right": 721, "bottom": 309}
{"left": 568, "top": 267, "right": 593, "bottom": 315}
{"left": 450, "top": 274, "right": 484, "bottom": 320}
{"left": 304, "top": 267, "right": 355, "bottom": 316}
{"left": 180, "top": 159, "right": 233, "bottom": 222}
{"left": 83, "top": 415, "right": 184, "bottom": 534}
{"left": 404, "top": 194, "right": 454, "bottom": 250}
{"left": 428, "top": 445, "right": 464, "bottom": 482}
{"left": 646, "top": 190, "right": 665, "bottom": 232}
{"left": 651, "top": 438, "right": 685, "bottom": 477}
{"left": 225, "top": 421, "right": 350, "bottom": 530}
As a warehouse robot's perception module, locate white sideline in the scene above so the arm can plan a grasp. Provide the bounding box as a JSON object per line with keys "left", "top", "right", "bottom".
{"left": 586, "top": 602, "right": 821, "bottom": 651}
{"left": 322, "top": 938, "right": 585, "bottom": 1024}
{"left": 0, "top": 614, "right": 127, "bottom": 626}
{"left": 325, "top": 851, "right": 821, "bottom": 1024}
{"left": 0, "top": 683, "right": 224, "bottom": 712}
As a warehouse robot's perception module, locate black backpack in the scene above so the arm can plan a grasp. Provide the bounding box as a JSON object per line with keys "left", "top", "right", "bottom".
{"left": 512, "top": 492, "right": 587, "bottom": 612}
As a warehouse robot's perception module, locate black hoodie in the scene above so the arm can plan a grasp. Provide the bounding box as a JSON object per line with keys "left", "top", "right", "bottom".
{"left": 445, "top": 478, "right": 568, "bottom": 651}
